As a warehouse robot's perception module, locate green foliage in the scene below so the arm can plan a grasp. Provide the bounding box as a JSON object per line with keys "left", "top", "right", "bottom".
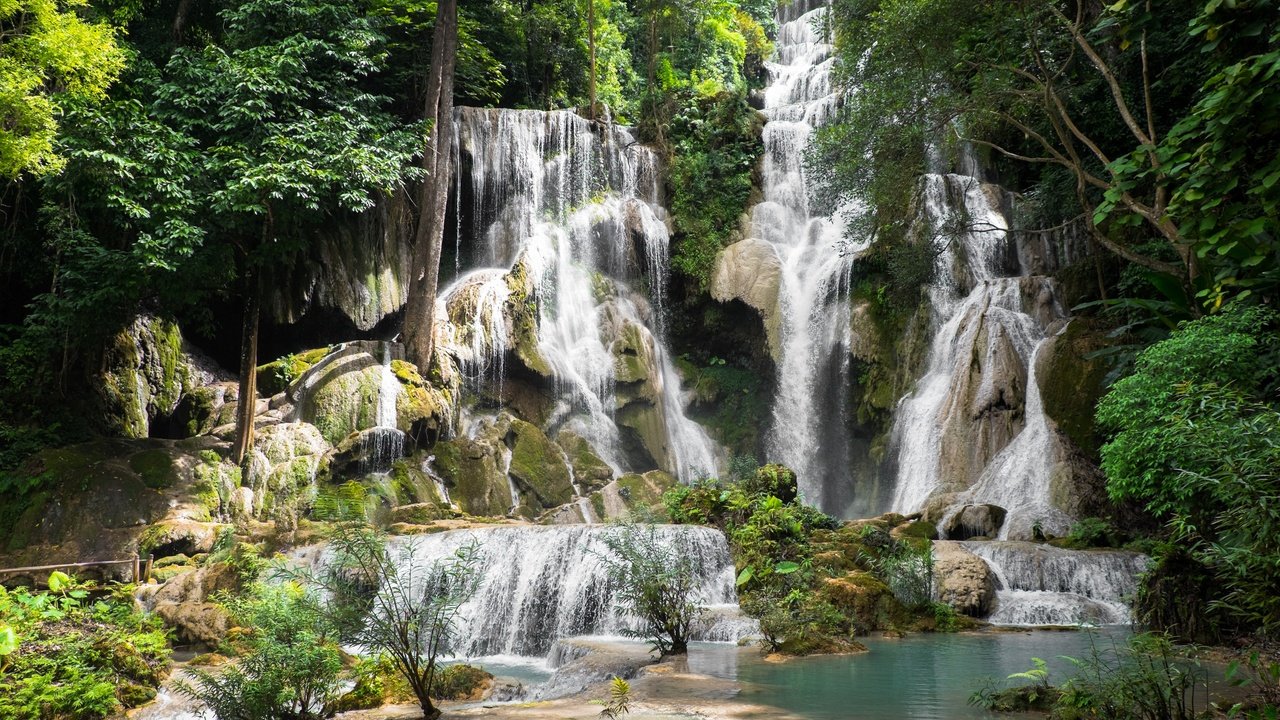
{"left": 1224, "top": 651, "right": 1280, "bottom": 720}
{"left": 666, "top": 91, "right": 763, "bottom": 286}
{"left": 1054, "top": 633, "right": 1207, "bottom": 720}
{"left": 601, "top": 675, "right": 632, "bottom": 718}
{"left": 969, "top": 656, "right": 1061, "bottom": 712}
{"left": 1097, "top": 304, "right": 1279, "bottom": 515}
{"left": 0, "top": 0, "right": 126, "bottom": 177}
{"left": 179, "top": 582, "right": 343, "bottom": 720}
{"left": 864, "top": 534, "right": 933, "bottom": 609}
{"left": 289, "top": 523, "right": 481, "bottom": 718}
{"left": 0, "top": 580, "right": 171, "bottom": 720}
{"left": 599, "top": 523, "right": 704, "bottom": 657}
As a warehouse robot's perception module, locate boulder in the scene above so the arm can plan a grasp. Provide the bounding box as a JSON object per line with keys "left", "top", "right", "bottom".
{"left": 710, "top": 238, "right": 783, "bottom": 359}
{"left": 145, "top": 563, "right": 240, "bottom": 645}
{"left": 0, "top": 438, "right": 233, "bottom": 581}
{"left": 94, "top": 314, "right": 228, "bottom": 438}
{"left": 933, "top": 540, "right": 998, "bottom": 617}
{"left": 944, "top": 504, "right": 1007, "bottom": 540}
{"left": 242, "top": 422, "right": 330, "bottom": 521}
{"left": 507, "top": 419, "right": 574, "bottom": 510}
{"left": 555, "top": 431, "right": 614, "bottom": 491}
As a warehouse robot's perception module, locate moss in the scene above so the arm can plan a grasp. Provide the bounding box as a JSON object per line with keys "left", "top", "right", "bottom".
{"left": 390, "top": 359, "right": 425, "bottom": 385}
{"left": 1037, "top": 320, "right": 1110, "bottom": 456}
{"left": 129, "top": 449, "right": 177, "bottom": 489}
{"left": 895, "top": 519, "right": 938, "bottom": 541}
{"left": 256, "top": 347, "right": 332, "bottom": 397}
{"left": 591, "top": 491, "right": 606, "bottom": 520}
{"left": 432, "top": 663, "right": 493, "bottom": 701}
{"left": 506, "top": 419, "right": 573, "bottom": 509}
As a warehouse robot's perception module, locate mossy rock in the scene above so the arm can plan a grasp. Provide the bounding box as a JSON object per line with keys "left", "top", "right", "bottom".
{"left": 256, "top": 347, "right": 331, "bottom": 397}
{"left": 506, "top": 260, "right": 552, "bottom": 377}
{"left": 507, "top": 419, "right": 573, "bottom": 509}
{"left": 819, "top": 571, "right": 909, "bottom": 632}
{"left": 129, "top": 449, "right": 178, "bottom": 489}
{"left": 431, "top": 439, "right": 510, "bottom": 517}
{"left": 1036, "top": 320, "right": 1110, "bottom": 456}
{"left": 556, "top": 431, "right": 614, "bottom": 490}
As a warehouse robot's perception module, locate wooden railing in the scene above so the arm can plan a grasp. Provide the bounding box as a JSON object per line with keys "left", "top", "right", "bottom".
{"left": 0, "top": 555, "right": 154, "bottom": 584}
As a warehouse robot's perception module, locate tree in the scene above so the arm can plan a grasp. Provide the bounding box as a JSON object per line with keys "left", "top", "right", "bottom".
{"left": 179, "top": 583, "right": 344, "bottom": 720}
{"left": 1096, "top": 304, "right": 1280, "bottom": 638}
{"left": 402, "top": 0, "right": 457, "bottom": 372}
{"left": 815, "top": 0, "right": 1273, "bottom": 298}
{"left": 154, "top": 0, "right": 420, "bottom": 463}
{"left": 292, "top": 524, "right": 480, "bottom": 720}
{"left": 0, "top": 0, "right": 125, "bottom": 177}
{"left": 599, "top": 524, "right": 704, "bottom": 658}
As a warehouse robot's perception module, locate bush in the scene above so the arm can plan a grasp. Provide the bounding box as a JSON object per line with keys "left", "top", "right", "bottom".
{"left": 0, "top": 577, "right": 171, "bottom": 720}
{"left": 1096, "top": 305, "right": 1280, "bottom": 638}
{"left": 179, "top": 583, "right": 343, "bottom": 720}
{"left": 600, "top": 524, "right": 704, "bottom": 657}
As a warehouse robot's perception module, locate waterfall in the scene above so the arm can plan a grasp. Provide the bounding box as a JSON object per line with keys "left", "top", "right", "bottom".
{"left": 965, "top": 541, "right": 1148, "bottom": 626}
{"left": 884, "top": 173, "right": 1074, "bottom": 540}
{"left": 312, "top": 525, "right": 752, "bottom": 659}
{"left": 361, "top": 342, "right": 405, "bottom": 475}
{"left": 442, "top": 107, "right": 720, "bottom": 483}
{"left": 754, "top": 0, "right": 863, "bottom": 511}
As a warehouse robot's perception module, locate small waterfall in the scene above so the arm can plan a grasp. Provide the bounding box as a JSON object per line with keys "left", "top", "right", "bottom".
{"left": 316, "top": 525, "right": 753, "bottom": 659}
{"left": 965, "top": 541, "right": 1148, "bottom": 626}
{"left": 886, "top": 174, "right": 1073, "bottom": 539}
{"left": 754, "top": 0, "right": 863, "bottom": 511}
{"left": 360, "top": 343, "right": 406, "bottom": 475}
{"left": 442, "top": 107, "right": 720, "bottom": 483}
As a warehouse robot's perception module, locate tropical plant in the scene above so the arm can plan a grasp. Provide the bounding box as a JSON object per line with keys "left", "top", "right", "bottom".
{"left": 179, "top": 582, "right": 343, "bottom": 720}
{"left": 600, "top": 675, "right": 632, "bottom": 718}
{"left": 289, "top": 523, "right": 481, "bottom": 720}
{"left": 599, "top": 523, "right": 704, "bottom": 657}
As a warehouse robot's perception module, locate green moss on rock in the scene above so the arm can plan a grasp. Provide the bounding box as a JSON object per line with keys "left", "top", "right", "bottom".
{"left": 507, "top": 419, "right": 573, "bottom": 508}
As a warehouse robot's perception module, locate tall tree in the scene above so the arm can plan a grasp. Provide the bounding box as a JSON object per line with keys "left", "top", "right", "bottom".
{"left": 0, "top": 0, "right": 125, "bottom": 178}
{"left": 155, "top": 0, "right": 419, "bottom": 463}
{"left": 402, "top": 0, "right": 458, "bottom": 372}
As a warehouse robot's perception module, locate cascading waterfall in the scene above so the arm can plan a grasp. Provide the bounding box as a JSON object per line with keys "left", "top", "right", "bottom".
{"left": 965, "top": 542, "right": 1148, "bottom": 626}
{"left": 360, "top": 342, "right": 406, "bottom": 475}
{"left": 309, "top": 525, "right": 753, "bottom": 659}
{"left": 886, "top": 173, "right": 1070, "bottom": 540}
{"left": 755, "top": 0, "right": 863, "bottom": 512}
{"left": 442, "top": 107, "right": 719, "bottom": 482}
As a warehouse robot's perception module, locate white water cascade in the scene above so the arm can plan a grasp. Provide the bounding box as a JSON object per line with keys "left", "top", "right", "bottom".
{"left": 359, "top": 342, "right": 406, "bottom": 475}
{"left": 309, "top": 525, "right": 753, "bottom": 659}
{"left": 966, "top": 542, "right": 1148, "bottom": 626}
{"left": 440, "top": 107, "right": 720, "bottom": 482}
{"left": 754, "top": 0, "right": 862, "bottom": 511}
{"left": 886, "top": 173, "right": 1075, "bottom": 540}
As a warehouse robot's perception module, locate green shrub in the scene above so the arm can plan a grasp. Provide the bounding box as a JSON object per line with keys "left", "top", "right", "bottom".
{"left": 0, "top": 579, "right": 171, "bottom": 720}
{"left": 179, "top": 583, "right": 343, "bottom": 720}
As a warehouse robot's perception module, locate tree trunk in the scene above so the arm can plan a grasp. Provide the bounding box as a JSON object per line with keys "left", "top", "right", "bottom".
{"left": 403, "top": 0, "right": 458, "bottom": 372}
{"left": 587, "top": 0, "right": 597, "bottom": 120}
{"left": 231, "top": 265, "right": 260, "bottom": 465}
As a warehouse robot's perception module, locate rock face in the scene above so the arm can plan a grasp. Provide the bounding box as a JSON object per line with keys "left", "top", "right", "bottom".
{"left": 288, "top": 341, "right": 454, "bottom": 449}
{"left": 943, "top": 504, "right": 1007, "bottom": 540}
{"left": 710, "top": 238, "right": 783, "bottom": 359}
{"left": 0, "top": 438, "right": 233, "bottom": 583}
{"left": 94, "top": 315, "right": 229, "bottom": 438}
{"left": 242, "top": 422, "right": 331, "bottom": 522}
{"left": 141, "top": 563, "right": 240, "bottom": 645}
{"left": 933, "top": 540, "right": 999, "bottom": 617}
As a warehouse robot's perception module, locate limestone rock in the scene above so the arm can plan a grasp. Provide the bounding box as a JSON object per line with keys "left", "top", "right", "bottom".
{"left": 0, "top": 438, "right": 232, "bottom": 584}
{"left": 933, "top": 540, "right": 998, "bottom": 617}
{"left": 146, "top": 563, "right": 241, "bottom": 645}
{"left": 1035, "top": 320, "right": 1110, "bottom": 456}
{"left": 555, "top": 431, "right": 614, "bottom": 491}
{"left": 94, "top": 315, "right": 228, "bottom": 438}
{"left": 710, "top": 238, "right": 783, "bottom": 359}
{"left": 242, "top": 422, "right": 330, "bottom": 521}
{"left": 944, "top": 504, "right": 1007, "bottom": 540}
{"left": 507, "top": 418, "right": 574, "bottom": 510}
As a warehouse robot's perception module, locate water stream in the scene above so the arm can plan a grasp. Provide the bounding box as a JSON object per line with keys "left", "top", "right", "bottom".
{"left": 442, "top": 107, "right": 720, "bottom": 482}
{"left": 753, "top": 0, "right": 862, "bottom": 512}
